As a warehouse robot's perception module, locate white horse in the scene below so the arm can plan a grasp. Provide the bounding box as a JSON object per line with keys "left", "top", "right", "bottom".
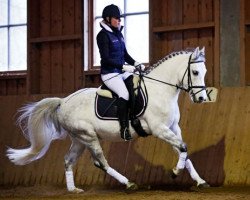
{"left": 7, "top": 47, "right": 209, "bottom": 193}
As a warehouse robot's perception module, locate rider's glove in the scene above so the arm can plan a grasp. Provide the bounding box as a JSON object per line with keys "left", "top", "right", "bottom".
{"left": 122, "top": 65, "right": 136, "bottom": 73}
{"left": 134, "top": 61, "right": 146, "bottom": 71}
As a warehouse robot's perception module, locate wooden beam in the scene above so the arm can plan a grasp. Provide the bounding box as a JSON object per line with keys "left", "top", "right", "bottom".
{"left": 152, "top": 22, "right": 215, "bottom": 33}
{"left": 0, "top": 71, "right": 26, "bottom": 80}
{"left": 214, "top": 0, "right": 220, "bottom": 87}
{"left": 29, "top": 34, "right": 82, "bottom": 43}
{"left": 84, "top": 69, "right": 100, "bottom": 75}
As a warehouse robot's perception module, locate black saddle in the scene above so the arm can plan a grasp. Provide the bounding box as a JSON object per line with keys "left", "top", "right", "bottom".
{"left": 95, "top": 76, "right": 148, "bottom": 120}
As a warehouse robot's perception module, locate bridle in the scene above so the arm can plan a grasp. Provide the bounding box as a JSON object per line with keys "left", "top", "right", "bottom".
{"left": 136, "top": 53, "right": 206, "bottom": 99}
{"left": 180, "top": 54, "right": 206, "bottom": 98}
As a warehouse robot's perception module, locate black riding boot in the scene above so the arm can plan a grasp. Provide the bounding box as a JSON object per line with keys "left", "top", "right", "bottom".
{"left": 125, "top": 76, "right": 148, "bottom": 137}
{"left": 124, "top": 76, "right": 136, "bottom": 118}
{"left": 117, "top": 97, "right": 132, "bottom": 141}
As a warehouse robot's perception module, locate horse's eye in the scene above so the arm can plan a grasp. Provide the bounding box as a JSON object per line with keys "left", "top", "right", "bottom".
{"left": 192, "top": 70, "right": 199, "bottom": 76}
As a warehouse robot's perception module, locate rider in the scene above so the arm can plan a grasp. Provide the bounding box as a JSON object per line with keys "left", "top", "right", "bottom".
{"left": 96, "top": 4, "right": 145, "bottom": 141}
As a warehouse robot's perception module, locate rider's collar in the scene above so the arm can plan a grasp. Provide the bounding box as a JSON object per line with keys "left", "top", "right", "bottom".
{"left": 100, "top": 20, "right": 123, "bottom": 33}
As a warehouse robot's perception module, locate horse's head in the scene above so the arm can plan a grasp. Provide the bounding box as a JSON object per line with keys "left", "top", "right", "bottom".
{"left": 182, "top": 47, "right": 207, "bottom": 103}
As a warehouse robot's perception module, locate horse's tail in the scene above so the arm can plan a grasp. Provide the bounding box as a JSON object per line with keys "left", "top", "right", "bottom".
{"left": 6, "top": 97, "right": 66, "bottom": 165}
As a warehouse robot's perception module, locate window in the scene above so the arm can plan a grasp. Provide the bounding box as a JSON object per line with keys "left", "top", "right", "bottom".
{"left": 0, "top": 0, "right": 27, "bottom": 72}
{"left": 86, "top": 0, "right": 149, "bottom": 70}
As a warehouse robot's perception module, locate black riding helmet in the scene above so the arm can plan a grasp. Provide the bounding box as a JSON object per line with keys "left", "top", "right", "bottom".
{"left": 102, "top": 4, "right": 123, "bottom": 19}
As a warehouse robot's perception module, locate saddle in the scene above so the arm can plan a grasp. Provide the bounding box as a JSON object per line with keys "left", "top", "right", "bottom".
{"left": 95, "top": 75, "right": 148, "bottom": 121}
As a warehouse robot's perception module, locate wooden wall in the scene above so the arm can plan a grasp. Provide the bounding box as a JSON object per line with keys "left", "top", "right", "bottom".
{"left": 1, "top": 0, "right": 250, "bottom": 94}
{"left": 0, "top": 72, "right": 26, "bottom": 95}
{"left": 27, "top": 0, "right": 83, "bottom": 94}
{"left": 0, "top": 88, "right": 250, "bottom": 187}
{"left": 150, "top": 0, "right": 219, "bottom": 87}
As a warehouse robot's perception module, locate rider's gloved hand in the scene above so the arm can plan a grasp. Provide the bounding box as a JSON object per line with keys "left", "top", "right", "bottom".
{"left": 134, "top": 61, "right": 146, "bottom": 71}
{"left": 122, "top": 65, "right": 136, "bottom": 73}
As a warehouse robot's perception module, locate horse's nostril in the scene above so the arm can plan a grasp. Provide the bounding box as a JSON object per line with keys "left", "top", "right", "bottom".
{"left": 199, "top": 96, "right": 204, "bottom": 102}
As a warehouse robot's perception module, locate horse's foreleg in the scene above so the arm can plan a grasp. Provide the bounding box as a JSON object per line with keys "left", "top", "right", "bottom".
{"left": 172, "top": 147, "right": 187, "bottom": 176}
{"left": 88, "top": 138, "right": 138, "bottom": 190}
{"left": 169, "top": 124, "right": 187, "bottom": 176}
{"left": 185, "top": 159, "right": 209, "bottom": 187}
{"left": 170, "top": 124, "right": 209, "bottom": 187}
{"left": 172, "top": 146, "right": 209, "bottom": 187}
{"left": 154, "top": 124, "right": 188, "bottom": 181}
{"left": 155, "top": 124, "right": 188, "bottom": 158}
{"left": 64, "top": 138, "right": 86, "bottom": 193}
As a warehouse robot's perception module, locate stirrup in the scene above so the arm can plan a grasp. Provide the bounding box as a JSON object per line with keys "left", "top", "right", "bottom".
{"left": 121, "top": 127, "right": 132, "bottom": 141}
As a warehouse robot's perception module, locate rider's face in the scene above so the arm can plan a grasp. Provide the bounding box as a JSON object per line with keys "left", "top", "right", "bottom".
{"left": 110, "top": 17, "right": 121, "bottom": 28}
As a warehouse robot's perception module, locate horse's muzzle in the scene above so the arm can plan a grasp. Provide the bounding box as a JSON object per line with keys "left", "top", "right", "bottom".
{"left": 197, "top": 96, "right": 205, "bottom": 103}
{"left": 191, "top": 95, "right": 206, "bottom": 103}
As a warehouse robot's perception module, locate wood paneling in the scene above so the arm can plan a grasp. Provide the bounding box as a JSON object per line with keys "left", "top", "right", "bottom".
{"left": 2, "top": 0, "right": 250, "bottom": 95}
{"left": 1, "top": 88, "right": 250, "bottom": 187}
{"left": 28, "top": 0, "right": 83, "bottom": 94}
{"left": 74, "top": 0, "right": 84, "bottom": 90}
{"left": 150, "top": 0, "right": 218, "bottom": 87}
{"left": 0, "top": 75, "right": 26, "bottom": 96}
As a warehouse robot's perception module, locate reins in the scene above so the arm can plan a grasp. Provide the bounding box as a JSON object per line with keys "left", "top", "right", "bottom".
{"left": 136, "top": 54, "right": 206, "bottom": 96}
{"left": 138, "top": 74, "right": 187, "bottom": 91}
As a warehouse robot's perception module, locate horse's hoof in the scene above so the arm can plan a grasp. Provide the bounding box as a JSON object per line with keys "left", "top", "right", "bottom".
{"left": 171, "top": 171, "right": 178, "bottom": 179}
{"left": 126, "top": 182, "right": 138, "bottom": 191}
{"left": 197, "top": 182, "right": 210, "bottom": 189}
{"left": 171, "top": 167, "right": 181, "bottom": 179}
{"left": 70, "top": 187, "right": 84, "bottom": 193}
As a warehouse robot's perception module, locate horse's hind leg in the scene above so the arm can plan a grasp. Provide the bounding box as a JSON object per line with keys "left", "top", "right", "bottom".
{"left": 87, "top": 137, "right": 138, "bottom": 190}
{"left": 64, "top": 137, "right": 86, "bottom": 193}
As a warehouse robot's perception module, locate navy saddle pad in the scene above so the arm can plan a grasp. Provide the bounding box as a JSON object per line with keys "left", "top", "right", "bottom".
{"left": 95, "top": 84, "right": 147, "bottom": 120}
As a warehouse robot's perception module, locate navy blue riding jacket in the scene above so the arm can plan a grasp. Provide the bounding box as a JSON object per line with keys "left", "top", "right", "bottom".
{"left": 96, "top": 21, "right": 135, "bottom": 74}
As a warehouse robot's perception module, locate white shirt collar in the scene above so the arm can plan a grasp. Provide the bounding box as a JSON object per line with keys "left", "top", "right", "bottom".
{"left": 100, "top": 20, "right": 123, "bottom": 32}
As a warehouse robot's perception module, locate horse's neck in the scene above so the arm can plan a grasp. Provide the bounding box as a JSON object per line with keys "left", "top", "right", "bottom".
{"left": 146, "top": 54, "right": 189, "bottom": 100}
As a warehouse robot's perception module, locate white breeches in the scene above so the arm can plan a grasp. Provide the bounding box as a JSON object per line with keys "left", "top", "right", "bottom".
{"left": 101, "top": 72, "right": 132, "bottom": 100}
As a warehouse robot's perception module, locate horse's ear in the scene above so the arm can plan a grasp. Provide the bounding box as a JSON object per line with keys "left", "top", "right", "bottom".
{"left": 192, "top": 47, "right": 200, "bottom": 59}
{"left": 200, "top": 46, "right": 205, "bottom": 55}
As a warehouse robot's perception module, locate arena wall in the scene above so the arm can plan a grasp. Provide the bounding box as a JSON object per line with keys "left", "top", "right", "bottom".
{"left": 0, "top": 87, "right": 249, "bottom": 187}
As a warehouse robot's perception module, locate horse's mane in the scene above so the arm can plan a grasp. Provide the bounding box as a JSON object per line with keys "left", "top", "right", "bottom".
{"left": 145, "top": 49, "right": 194, "bottom": 75}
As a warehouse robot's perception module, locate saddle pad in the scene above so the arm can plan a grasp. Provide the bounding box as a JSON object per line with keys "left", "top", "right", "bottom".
{"left": 95, "top": 87, "right": 147, "bottom": 120}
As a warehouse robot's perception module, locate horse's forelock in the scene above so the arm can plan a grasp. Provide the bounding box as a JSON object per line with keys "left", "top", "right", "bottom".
{"left": 191, "top": 53, "right": 206, "bottom": 63}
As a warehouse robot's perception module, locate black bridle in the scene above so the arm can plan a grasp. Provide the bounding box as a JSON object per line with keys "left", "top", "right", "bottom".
{"left": 136, "top": 54, "right": 206, "bottom": 98}
{"left": 180, "top": 54, "right": 206, "bottom": 97}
